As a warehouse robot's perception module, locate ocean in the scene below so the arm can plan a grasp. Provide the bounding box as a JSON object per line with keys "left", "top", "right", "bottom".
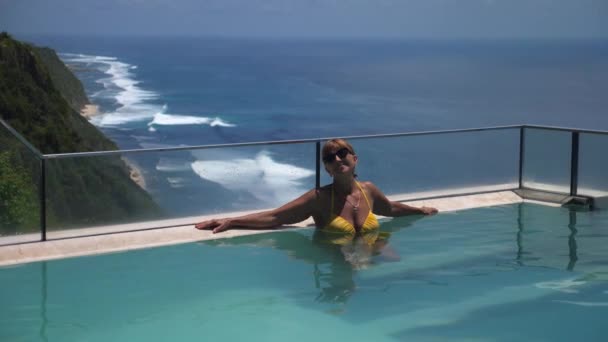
{"left": 18, "top": 35, "right": 608, "bottom": 218}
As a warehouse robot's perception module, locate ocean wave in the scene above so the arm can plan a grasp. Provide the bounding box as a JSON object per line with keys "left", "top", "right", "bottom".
{"left": 147, "top": 105, "right": 235, "bottom": 130}
{"left": 190, "top": 151, "right": 314, "bottom": 205}
{"left": 61, "top": 52, "right": 162, "bottom": 127}
{"left": 61, "top": 53, "right": 235, "bottom": 130}
{"left": 156, "top": 158, "right": 193, "bottom": 172}
{"left": 61, "top": 53, "right": 117, "bottom": 62}
{"left": 167, "top": 177, "right": 189, "bottom": 188}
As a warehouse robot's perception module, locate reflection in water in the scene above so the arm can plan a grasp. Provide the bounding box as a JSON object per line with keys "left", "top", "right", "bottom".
{"left": 516, "top": 203, "right": 525, "bottom": 266}
{"left": 203, "top": 216, "right": 422, "bottom": 305}
{"left": 515, "top": 203, "right": 580, "bottom": 271}
{"left": 567, "top": 210, "right": 579, "bottom": 271}
{"left": 40, "top": 262, "right": 48, "bottom": 342}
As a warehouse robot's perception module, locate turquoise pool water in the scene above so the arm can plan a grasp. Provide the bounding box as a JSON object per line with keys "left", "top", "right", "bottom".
{"left": 1, "top": 203, "right": 607, "bottom": 341}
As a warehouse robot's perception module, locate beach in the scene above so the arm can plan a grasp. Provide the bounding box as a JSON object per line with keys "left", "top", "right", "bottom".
{"left": 80, "top": 104, "right": 99, "bottom": 119}
{"left": 122, "top": 157, "right": 146, "bottom": 190}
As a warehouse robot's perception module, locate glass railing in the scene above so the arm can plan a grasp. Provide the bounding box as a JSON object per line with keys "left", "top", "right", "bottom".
{"left": 0, "top": 120, "right": 43, "bottom": 244}
{"left": 42, "top": 126, "right": 523, "bottom": 239}
{"left": 578, "top": 132, "right": 608, "bottom": 209}
{"left": 1, "top": 120, "right": 607, "bottom": 243}
{"left": 521, "top": 127, "right": 572, "bottom": 194}
{"left": 325, "top": 127, "right": 520, "bottom": 199}
{"left": 44, "top": 142, "right": 317, "bottom": 237}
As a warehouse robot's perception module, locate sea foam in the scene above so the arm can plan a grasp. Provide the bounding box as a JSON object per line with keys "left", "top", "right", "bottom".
{"left": 190, "top": 151, "right": 314, "bottom": 206}
{"left": 60, "top": 53, "right": 235, "bottom": 130}
{"left": 147, "top": 105, "right": 236, "bottom": 131}
{"left": 156, "top": 158, "right": 193, "bottom": 172}
{"left": 61, "top": 52, "right": 162, "bottom": 126}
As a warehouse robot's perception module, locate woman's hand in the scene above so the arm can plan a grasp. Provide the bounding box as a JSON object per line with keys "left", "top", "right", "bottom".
{"left": 419, "top": 206, "right": 438, "bottom": 215}
{"left": 195, "top": 218, "right": 233, "bottom": 233}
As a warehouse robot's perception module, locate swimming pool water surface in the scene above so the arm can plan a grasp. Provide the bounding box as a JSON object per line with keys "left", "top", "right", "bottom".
{"left": 1, "top": 203, "right": 607, "bottom": 341}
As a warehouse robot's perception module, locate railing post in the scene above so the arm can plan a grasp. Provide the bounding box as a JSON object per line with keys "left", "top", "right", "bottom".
{"left": 315, "top": 141, "right": 321, "bottom": 190}
{"left": 518, "top": 126, "right": 525, "bottom": 189}
{"left": 40, "top": 158, "right": 47, "bottom": 241}
{"left": 570, "top": 132, "right": 579, "bottom": 196}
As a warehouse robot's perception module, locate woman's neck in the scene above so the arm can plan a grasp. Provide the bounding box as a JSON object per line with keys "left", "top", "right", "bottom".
{"left": 333, "top": 175, "right": 356, "bottom": 194}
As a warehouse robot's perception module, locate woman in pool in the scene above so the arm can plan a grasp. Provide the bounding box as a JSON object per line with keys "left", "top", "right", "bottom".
{"left": 195, "top": 138, "right": 437, "bottom": 234}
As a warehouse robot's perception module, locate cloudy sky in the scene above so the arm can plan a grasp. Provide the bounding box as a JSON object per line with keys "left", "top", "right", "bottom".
{"left": 1, "top": 0, "right": 606, "bottom": 39}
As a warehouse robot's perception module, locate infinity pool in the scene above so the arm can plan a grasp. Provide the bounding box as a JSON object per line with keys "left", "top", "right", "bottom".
{"left": 1, "top": 203, "right": 607, "bottom": 341}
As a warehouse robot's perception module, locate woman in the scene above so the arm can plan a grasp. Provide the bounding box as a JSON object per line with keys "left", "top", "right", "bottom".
{"left": 195, "top": 138, "right": 438, "bottom": 234}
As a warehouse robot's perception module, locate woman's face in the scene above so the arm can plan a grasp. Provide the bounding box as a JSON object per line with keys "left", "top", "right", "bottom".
{"left": 323, "top": 147, "right": 358, "bottom": 176}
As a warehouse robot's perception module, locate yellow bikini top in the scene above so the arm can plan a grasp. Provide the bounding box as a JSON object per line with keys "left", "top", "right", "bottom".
{"left": 322, "top": 181, "right": 380, "bottom": 235}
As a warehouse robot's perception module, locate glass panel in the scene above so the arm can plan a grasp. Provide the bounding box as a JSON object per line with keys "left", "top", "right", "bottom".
{"left": 522, "top": 128, "right": 571, "bottom": 194}
{"left": 578, "top": 133, "right": 608, "bottom": 208}
{"left": 0, "top": 122, "right": 41, "bottom": 244}
{"left": 321, "top": 128, "right": 520, "bottom": 199}
{"left": 45, "top": 142, "right": 316, "bottom": 238}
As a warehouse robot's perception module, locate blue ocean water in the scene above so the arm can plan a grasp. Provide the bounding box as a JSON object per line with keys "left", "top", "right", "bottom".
{"left": 19, "top": 35, "right": 608, "bottom": 218}
{"left": 25, "top": 36, "right": 608, "bottom": 144}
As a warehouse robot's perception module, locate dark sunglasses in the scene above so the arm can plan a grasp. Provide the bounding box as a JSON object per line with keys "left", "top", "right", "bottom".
{"left": 323, "top": 148, "right": 351, "bottom": 163}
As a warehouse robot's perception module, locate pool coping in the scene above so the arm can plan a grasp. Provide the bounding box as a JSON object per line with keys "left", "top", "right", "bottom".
{"left": 0, "top": 190, "right": 558, "bottom": 267}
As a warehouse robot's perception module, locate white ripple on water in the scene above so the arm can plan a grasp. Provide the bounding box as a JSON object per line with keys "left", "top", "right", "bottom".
{"left": 552, "top": 300, "right": 608, "bottom": 307}
{"left": 534, "top": 278, "right": 587, "bottom": 293}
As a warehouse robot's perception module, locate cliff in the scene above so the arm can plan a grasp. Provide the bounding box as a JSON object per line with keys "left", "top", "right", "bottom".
{"left": 33, "top": 46, "right": 90, "bottom": 113}
{"left": 0, "top": 32, "right": 160, "bottom": 234}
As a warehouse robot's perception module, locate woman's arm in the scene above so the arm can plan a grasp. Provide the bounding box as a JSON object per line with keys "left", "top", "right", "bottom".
{"left": 365, "top": 182, "right": 438, "bottom": 217}
{"left": 195, "top": 189, "right": 318, "bottom": 233}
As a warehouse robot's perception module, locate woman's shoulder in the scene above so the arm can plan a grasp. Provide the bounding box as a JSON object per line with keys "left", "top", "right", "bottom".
{"left": 314, "top": 184, "right": 332, "bottom": 197}
{"left": 358, "top": 181, "right": 382, "bottom": 196}
{"left": 316, "top": 184, "right": 333, "bottom": 192}
{"left": 299, "top": 185, "right": 331, "bottom": 200}
{"left": 358, "top": 180, "right": 377, "bottom": 190}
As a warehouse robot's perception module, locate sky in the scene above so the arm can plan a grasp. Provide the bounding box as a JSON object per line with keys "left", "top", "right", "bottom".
{"left": 0, "top": 0, "right": 607, "bottom": 39}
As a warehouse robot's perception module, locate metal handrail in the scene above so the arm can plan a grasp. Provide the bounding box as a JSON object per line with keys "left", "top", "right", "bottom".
{"left": 523, "top": 124, "right": 608, "bottom": 135}
{"left": 3, "top": 119, "right": 606, "bottom": 160}
{"left": 43, "top": 124, "right": 524, "bottom": 159}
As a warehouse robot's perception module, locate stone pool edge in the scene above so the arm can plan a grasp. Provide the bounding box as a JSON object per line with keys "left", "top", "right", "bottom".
{"left": 0, "top": 191, "right": 554, "bottom": 266}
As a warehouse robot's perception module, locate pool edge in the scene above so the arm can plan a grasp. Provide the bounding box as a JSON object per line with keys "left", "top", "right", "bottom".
{"left": 0, "top": 190, "right": 555, "bottom": 266}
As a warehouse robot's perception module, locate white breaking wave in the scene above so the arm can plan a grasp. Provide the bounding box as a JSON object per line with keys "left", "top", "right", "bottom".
{"left": 147, "top": 105, "right": 235, "bottom": 131}
{"left": 61, "top": 52, "right": 161, "bottom": 126}
{"left": 60, "top": 53, "right": 235, "bottom": 130}
{"left": 156, "top": 158, "right": 193, "bottom": 172}
{"left": 167, "top": 177, "right": 189, "bottom": 188}
{"left": 191, "top": 151, "right": 314, "bottom": 205}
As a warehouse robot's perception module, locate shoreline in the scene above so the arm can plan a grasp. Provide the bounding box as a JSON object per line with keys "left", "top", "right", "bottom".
{"left": 80, "top": 104, "right": 100, "bottom": 119}
{"left": 122, "top": 157, "right": 147, "bottom": 190}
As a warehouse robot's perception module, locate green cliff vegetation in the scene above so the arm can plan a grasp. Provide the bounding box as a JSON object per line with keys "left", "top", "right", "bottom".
{"left": 0, "top": 150, "right": 38, "bottom": 231}
{"left": 33, "top": 47, "right": 90, "bottom": 113}
{"left": 0, "top": 32, "right": 160, "bottom": 235}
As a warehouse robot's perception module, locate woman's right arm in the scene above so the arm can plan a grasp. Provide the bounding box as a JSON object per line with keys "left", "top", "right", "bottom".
{"left": 194, "top": 189, "right": 318, "bottom": 233}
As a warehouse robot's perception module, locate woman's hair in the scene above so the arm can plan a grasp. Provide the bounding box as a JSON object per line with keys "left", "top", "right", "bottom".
{"left": 322, "top": 138, "right": 356, "bottom": 160}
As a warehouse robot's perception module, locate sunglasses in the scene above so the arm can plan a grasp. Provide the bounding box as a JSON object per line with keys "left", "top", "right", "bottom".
{"left": 323, "top": 148, "right": 351, "bottom": 163}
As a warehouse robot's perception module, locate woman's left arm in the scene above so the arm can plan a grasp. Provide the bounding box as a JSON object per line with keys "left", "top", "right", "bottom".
{"left": 365, "top": 182, "right": 438, "bottom": 217}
